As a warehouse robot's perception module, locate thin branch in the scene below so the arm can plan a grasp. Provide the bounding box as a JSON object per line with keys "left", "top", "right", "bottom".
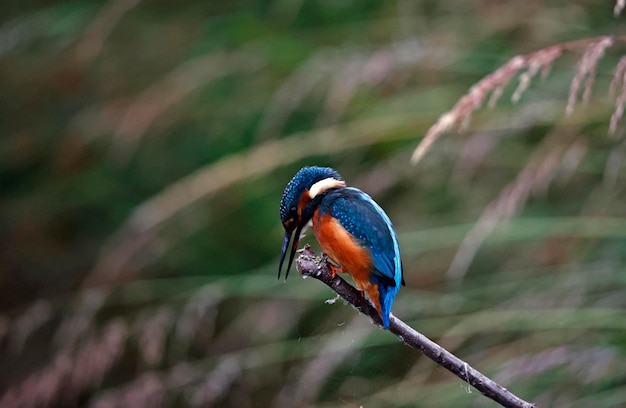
{"left": 296, "top": 245, "right": 536, "bottom": 408}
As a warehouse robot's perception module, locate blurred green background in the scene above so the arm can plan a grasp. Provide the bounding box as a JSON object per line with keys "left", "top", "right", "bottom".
{"left": 1, "top": 1, "right": 626, "bottom": 407}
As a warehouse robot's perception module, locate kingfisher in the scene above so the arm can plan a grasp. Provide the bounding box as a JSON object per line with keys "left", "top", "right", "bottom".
{"left": 278, "top": 166, "right": 404, "bottom": 328}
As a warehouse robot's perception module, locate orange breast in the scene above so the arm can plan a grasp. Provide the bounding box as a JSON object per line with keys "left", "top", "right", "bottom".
{"left": 312, "top": 210, "right": 383, "bottom": 316}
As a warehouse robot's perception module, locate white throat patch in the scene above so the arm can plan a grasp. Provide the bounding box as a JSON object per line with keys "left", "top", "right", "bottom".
{"left": 309, "top": 178, "right": 346, "bottom": 199}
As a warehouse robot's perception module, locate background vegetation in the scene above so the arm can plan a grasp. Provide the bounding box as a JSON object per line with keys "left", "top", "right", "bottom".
{"left": 1, "top": 1, "right": 625, "bottom": 407}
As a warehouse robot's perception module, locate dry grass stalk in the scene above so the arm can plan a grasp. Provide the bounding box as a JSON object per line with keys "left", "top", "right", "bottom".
{"left": 446, "top": 133, "right": 587, "bottom": 282}
{"left": 604, "top": 137, "right": 626, "bottom": 188}
{"left": 255, "top": 50, "right": 334, "bottom": 141}
{"left": 9, "top": 299, "right": 53, "bottom": 353}
{"left": 189, "top": 356, "right": 242, "bottom": 407}
{"left": 174, "top": 286, "right": 220, "bottom": 350}
{"left": 134, "top": 307, "right": 175, "bottom": 367}
{"left": 109, "top": 50, "right": 265, "bottom": 164}
{"left": 90, "top": 362, "right": 207, "bottom": 407}
{"left": 495, "top": 346, "right": 618, "bottom": 385}
{"left": 316, "top": 49, "right": 400, "bottom": 127}
{"left": 54, "top": 289, "right": 108, "bottom": 347}
{"left": 74, "top": 0, "right": 143, "bottom": 64}
{"left": 316, "top": 58, "right": 366, "bottom": 128}
{"left": 256, "top": 39, "right": 427, "bottom": 141}
{"left": 274, "top": 318, "right": 370, "bottom": 408}
{"left": 616, "top": 0, "right": 625, "bottom": 16}
{"left": 1, "top": 319, "right": 128, "bottom": 408}
{"left": 90, "top": 373, "right": 166, "bottom": 408}
{"left": 565, "top": 37, "right": 613, "bottom": 115}
{"left": 411, "top": 54, "right": 525, "bottom": 164}
{"left": 412, "top": 36, "right": 626, "bottom": 165}
{"left": 609, "top": 56, "right": 626, "bottom": 134}
{"left": 511, "top": 46, "right": 562, "bottom": 103}
{"left": 452, "top": 101, "right": 565, "bottom": 181}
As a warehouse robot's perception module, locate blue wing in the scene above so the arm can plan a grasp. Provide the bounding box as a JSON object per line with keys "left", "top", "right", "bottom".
{"left": 322, "top": 187, "right": 403, "bottom": 289}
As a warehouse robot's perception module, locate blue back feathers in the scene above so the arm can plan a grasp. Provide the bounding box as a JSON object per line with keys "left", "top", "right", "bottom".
{"left": 319, "top": 187, "right": 403, "bottom": 327}
{"left": 280, "top": 166, "right": 342, "bottom": 223}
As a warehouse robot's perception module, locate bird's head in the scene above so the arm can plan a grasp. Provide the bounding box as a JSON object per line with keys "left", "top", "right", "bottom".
{"left": 278, "top": 166, "right": 345, "bottom": 280}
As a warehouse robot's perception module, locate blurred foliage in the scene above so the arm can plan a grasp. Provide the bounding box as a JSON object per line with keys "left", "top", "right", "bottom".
{"left": 1, "top": 1, "right": 626, "bottom": 407}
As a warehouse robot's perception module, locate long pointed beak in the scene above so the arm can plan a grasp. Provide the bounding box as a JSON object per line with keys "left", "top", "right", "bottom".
{"left": 278, "top": 229, "right": 293, "bottom": 280}
{"left": 278, "top": 224, "right": 304, "bottom": 281}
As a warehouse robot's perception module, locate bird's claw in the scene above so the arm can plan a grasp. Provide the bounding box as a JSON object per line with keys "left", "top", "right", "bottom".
{"left": 321, "top": 253, "right": 342, "bottom": 277}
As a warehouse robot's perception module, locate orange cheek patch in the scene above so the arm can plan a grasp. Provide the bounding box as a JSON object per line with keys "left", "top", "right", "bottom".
{"left": 297, "top": 190, "right": 312, "bottom": 217}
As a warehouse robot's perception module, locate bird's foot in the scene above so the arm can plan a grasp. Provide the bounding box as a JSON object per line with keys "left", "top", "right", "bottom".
{"left": 328, "top": 263, "right": 343, "bottom": 277}
{"left": 321, "top": 253, "right": 342, "bottom": 277}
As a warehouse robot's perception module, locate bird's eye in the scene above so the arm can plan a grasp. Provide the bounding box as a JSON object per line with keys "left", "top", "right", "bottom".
{"left": 283, "top": 207, "right": 298, "bottom": 229}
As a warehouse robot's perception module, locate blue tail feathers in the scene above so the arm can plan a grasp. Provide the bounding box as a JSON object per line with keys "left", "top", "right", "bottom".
{"left": 375, "top": 279, "right": 400, "bottom": 328}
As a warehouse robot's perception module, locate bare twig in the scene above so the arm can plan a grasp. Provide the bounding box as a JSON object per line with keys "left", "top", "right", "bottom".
{"left": 296, "top": 245, "right": 536, "bottom": 408}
